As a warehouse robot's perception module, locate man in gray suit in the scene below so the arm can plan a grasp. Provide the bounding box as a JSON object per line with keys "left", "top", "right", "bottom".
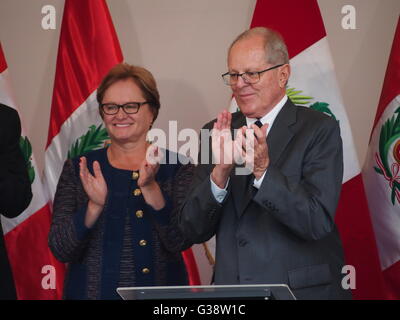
{"left": 180, "top": 27, "right": 351, "bottom": 299}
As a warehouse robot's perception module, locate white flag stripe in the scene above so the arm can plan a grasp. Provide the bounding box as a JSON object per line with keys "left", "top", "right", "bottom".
{"left": 1, "top": 153, "right": 47, "bottom": 234}
{"left": 44, "top": 90, "right": 103, "bottom": 200}
{"left": 191, "top": 243, "right": 214, "bottom": 285}
{"left": 0, "top": 69, "right": 18, "bottom": 108}
{"left": 0, "top": 69, "right": 47, "bottom": 234}
{"left": 289, "top": 38, "right": 360, "bottom": 182}
{"left": 363, "top": 95, "right": 400, "bottom": 270}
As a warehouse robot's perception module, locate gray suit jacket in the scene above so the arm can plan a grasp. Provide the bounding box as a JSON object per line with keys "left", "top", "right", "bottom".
{"left": 180, "top": 99, "right": 351, "bottom": 300}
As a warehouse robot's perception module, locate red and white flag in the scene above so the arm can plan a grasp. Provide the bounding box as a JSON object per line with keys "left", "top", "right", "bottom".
{"left": 226, "top": 0, "right": 387, "bottom": 299}
{"left": 0, "top": 43, "right": 64, "bottom": 299}
{"left": 362, "top": 17, "right": 400, "bottom": 299}
{"left": 44, "top": 0, "right": 200, "bottom": 288}
{"left": 44, "top": 0, "right": 123, "bottom": 197}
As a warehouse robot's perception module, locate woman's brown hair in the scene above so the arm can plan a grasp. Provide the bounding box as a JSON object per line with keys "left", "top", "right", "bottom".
{"left": 97, "top": 63, "right": 160, "bottom": 121}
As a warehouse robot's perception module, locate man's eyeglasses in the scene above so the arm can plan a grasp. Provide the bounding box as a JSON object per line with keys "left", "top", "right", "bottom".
{"left": 100, "top": 102, "right": 148, "bottom": 115}
{"left": 222, "top": 64, "right": 284, "bottom": 86}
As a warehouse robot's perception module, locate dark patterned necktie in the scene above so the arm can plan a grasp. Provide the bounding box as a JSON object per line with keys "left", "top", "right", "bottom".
{"left": 252, "top": 119, "right": 263, "bottom": 139}
{"left": 254, "top": 119, "right": 263, "bottom": 128}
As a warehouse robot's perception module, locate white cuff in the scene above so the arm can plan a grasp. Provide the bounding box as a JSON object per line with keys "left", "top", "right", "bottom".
{"left": 253, "top": 170, "right": 267, "bottom": 189}
{"left": 210, "top": 175, "right": 229, "bottom": 203}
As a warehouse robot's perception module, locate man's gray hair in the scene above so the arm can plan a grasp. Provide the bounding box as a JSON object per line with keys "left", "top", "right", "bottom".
{"left": 229, "top": 27, "right": 289, "bottom": 65}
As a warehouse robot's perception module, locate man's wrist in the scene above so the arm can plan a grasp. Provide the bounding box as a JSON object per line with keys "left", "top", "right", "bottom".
{"left": 253, "top": 169, "right": 266, "bottom": 181}
{"left": 211, "top": 165, "right": 232, "bottom": 189}
{"left": 253, "top": 161, "right": 269, "bottom": 180}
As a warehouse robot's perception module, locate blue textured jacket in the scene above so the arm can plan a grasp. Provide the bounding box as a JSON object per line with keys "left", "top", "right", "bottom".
{"left": 49, "top": 147, "right": 194, "bottom": 299}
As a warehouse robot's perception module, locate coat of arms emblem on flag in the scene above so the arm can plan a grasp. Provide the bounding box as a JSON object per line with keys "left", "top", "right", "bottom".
{"left": 374, "top": 107, "right": 400, "bottom": 205}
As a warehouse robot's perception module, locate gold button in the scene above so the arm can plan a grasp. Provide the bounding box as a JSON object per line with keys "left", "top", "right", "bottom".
{"left": 136, "top": 210, "right": 144, "bottom": 218}
{"left": 142, "top": 268, "right": 150, "bottom": 274}
{"left": 133, "top": 188, "right": 141, "bottom": 196}
{"left": 139, "top": 239, "right": 147, "bottom": 246}
{"left": 132, "top": 171, "right": 139, "bottom": 180}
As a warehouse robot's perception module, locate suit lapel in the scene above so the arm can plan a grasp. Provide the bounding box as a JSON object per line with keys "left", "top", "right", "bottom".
{"left": 231, "top": 100, "right": 297, "bottom": 217}
{"left": 266, "top": 99, "right": 296, "bottom": 166}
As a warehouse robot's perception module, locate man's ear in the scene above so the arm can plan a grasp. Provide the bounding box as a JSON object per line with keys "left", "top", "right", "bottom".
{"left": 279, "top": 64, "right": 291, "bottom": 88}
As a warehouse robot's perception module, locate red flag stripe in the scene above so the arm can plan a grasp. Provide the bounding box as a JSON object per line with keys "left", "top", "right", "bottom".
{"left": 250, "top": 0, "right": 326, "bottom": 59}
{"left": 335, "top": 174, "right": 387, "bottom": 299}
{"left": 46, "top": 0, "right": 123, "bottom": 148}
{"left": 182, "top": 249, "right": 201, "bottom": 285}
{"left": 4, "top": 204, "right": 65, "bottom": 300}
{"left": 371, "top": 16, "right": 400, "bottom": 135}
{"left": 0, "top": 43, "right": 7, "bottom": 73}
{"left": 382, "top": 260, "right": 400, "bottom": 299}
{"left": 2, "top": 41, "right": 65, "bottom": 299}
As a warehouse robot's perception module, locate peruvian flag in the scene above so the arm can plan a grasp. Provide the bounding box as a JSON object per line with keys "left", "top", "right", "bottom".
{"left": 44, "top": 0, "right": 123, "bottom": 195}
{"left": 44, "top": 0, "right": 200, "bottom": 289}
{"left": 362, "top": 17, "right": 400, "bottom": 299}
{"left": 0, "top": 42, "right": 64, "bottom": 299}
{"left": 227, "top": 0, "right": 386, "bottom": 299}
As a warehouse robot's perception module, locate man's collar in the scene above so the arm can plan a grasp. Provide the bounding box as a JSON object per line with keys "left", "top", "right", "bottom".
{"left": 246, "top": 95, "right": 288, "bottom": 127}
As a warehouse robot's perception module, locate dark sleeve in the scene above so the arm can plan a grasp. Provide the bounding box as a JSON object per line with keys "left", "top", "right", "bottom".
{"left": 0, "top": 108, "right": 32, "bottom": 218}
{"left": 179, "top": 124, "right": 227, "bottom": 243}
{"left": 254, "top": 118, "right": 344, "bottom": 241}
{"left": 147, "top": 164, "right": 196, "bottom": 253}
{"left": 48, "top": 159, "right": 96, "bottom": 263}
